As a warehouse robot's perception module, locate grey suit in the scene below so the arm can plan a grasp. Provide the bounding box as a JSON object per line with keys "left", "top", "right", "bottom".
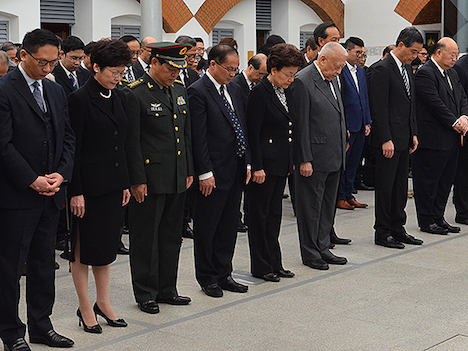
{"left": 289, "top": 63, "right": 346, "bottom": 263}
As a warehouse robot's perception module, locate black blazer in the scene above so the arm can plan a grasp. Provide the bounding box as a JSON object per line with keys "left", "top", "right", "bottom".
{"left": 68, "top": 77, "right": 129, "bottom": 197}
{"left": 415, "top": 59, "right": 468, "bottom": 150}
{"left": 231, "top": 72, "right": 251, "bottom": 102}
{"left": 132, "top": 60, "right": 146, "bottom": 80}
{"left": 369, "top": 54, "right": 417, "bottom": 151}
{"left": 188, "top": 74, "right": 250, "bottom": 191}
{"left": 0, "top": 68, "right": 75, "bottom": 209}
{"left": 52, "top": 64, "right": 91, "bottom": 96}
{"left": 246, "top": 76, "right": 293, "bottom": 176}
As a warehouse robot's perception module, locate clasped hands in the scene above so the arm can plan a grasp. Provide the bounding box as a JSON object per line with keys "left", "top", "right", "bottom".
{"left": 454, "top": 116, "right": 468, "bottom": 136}
{"left": 29, "top": 173, "right": 64, "bottom": 196}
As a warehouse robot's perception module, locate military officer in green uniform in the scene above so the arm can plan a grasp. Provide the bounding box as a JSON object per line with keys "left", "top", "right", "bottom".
{"left": 123, "top": 42, "right": 194, "bottom": 314}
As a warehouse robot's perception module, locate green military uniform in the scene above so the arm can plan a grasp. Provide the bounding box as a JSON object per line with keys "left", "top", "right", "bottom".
{"left": 123, "top": 54, "right": 193, "bottom": 304}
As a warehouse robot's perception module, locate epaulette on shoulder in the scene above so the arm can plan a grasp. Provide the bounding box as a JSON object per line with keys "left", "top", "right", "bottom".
{"left": 174, "top": 79, "right": 184, "bottom": 86}
{"left": 127, "top": 78, "right": 144, "bottom": 89}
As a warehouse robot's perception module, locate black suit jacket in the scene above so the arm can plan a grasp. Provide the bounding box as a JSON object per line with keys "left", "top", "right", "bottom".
{"left": 178, "top": 68, "right": 199, "bottom": 88}
{"left": 0, "top": 67, "right": 75, "bottom": 209}
{"left": 52, "top": 64, "right": 91, "bottom": 96}
{"left": 246, "top": 76, "right": 293, "bottom": 176}
{"left": 369, "top": 55, "right": 417, "bottom": 151}
{"left": 132, "top": 60, "right": 146, "bottom": 80}
{"left": 231, "top": 72, "right": 251, "bottom": 102}
{"left": 68, "top": 77, "right": 129, "bottom": 197}
{"left": 415, "top": 59, "right": 468, "bottom": 151}
{"left": 188, "top": 74, "right": 250, "bottom": 191}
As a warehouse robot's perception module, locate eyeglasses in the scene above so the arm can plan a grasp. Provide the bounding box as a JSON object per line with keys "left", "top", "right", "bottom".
{"left": 278, "top": 70, "right": 295, "bottom": 80}
{"left": 106, "top": 68, "right": 126, "bottom": 78}
{"left": 129, "top": 50, "right": 139, "bottom": 57}
{"left": 215, "top": 61, "right": 239, "bottom": 74}
{"left": 67, "top": 54, "right": 85, "bottom": 62}
{"left": 24, "top": 48, "right": 59, "bottom": 67}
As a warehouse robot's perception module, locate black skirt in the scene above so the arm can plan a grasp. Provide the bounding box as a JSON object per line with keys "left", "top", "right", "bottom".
{"left": 69, "top": 191, "right": 122, "bottom": 266}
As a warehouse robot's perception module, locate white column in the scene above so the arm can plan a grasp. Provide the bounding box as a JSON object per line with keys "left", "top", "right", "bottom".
{"left": 141, "top": 0, "right": 163, "bottom": 41}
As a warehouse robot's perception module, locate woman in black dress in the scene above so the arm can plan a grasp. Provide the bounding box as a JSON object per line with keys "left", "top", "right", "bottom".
{"left": 68, "top": 39, "right": 132, "bottom": 333}
{"left": 246, "top": 44, "right": 305, "bottom": 282}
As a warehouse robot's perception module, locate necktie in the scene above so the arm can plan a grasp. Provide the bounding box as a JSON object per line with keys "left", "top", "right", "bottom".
{"left": 401, "top": 64, "right": 410, "bottom": 96}
{"left": 249, "top": 82, "right": 255, "bottom": 90}
{"left": 127, "top": 68, "right": 135, "bottom": 83}
{"left": 163, "top": 86, "right": 171, "bottom": 103}
{"left": 183, "top": 70, "right": 189, "bottom": 86}
{"left": 328, "top": 80, "right": 337, "bottom": 100}
{"left": 443, "top": 71, "right": 453, "bottom": 91}
{"left": 69, "top": 72, "right": 78, "bottom": 90}
{"left": 32, "top": 81, "right": 45, "bottom": 113}
{"left": 220, "top": 85, "right": 246, "bottom": 157}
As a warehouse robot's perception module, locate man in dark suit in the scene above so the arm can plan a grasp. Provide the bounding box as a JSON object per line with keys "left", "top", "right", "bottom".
{"left": 120, "top": 35, "right": 142, "bottom": 83}
{"left": 188, "top": 44, "right": 251, "bottom": 297}
{"left": 123, "top": 42, "right": 194, "bottom": 314}
{"left": 51, "top": 35, "right": 90, "bottom": 95}
{"left": 337, "top": 37, "right": 371, "bottom": 210}
{"left": 133, "top": 36, "right": 156, "bottom": 76}
{"left": 303, "top": 36, "right": 319, "bottom": 65}
{"left": 413, "top": 38, "right": 468, "bottom": 234}
{"left": 369, "top": 27, "right": 423, "bottom": 249}
{"left": 231, "top": 53, "right": 267, "bottom": 231}
{"left": 175, "top": 35, "right": 200, "bottom": 88}
{"left": 453, "top": 53, "right": 468, "bottom": 225}
{"left": 232, "top": 53, "right": 267, "bottom": 100}
{"left": 289, "top": 42, "right": 348, "bottom": 270}
{"left": 0, "top": 29, "right": 75, "bottom": 351}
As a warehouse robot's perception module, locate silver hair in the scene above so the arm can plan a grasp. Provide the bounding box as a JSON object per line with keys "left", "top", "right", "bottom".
{"left": 0, "top": 50, "right": 10, "bottom": 67}
{"left": 318, "top": 42, "right": 348, "bottom": 60}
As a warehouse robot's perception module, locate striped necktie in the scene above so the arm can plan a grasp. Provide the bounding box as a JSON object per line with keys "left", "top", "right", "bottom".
{"left": 401, "top": 63, "right": 410, "bottom": 96}
{"left": 69, "top": 72, "right": 78, "bottom": 90}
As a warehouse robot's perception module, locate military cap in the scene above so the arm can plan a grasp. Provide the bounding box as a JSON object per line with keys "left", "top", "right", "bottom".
{"left": 147, "top": 41, "right": 191, "bottom": 70}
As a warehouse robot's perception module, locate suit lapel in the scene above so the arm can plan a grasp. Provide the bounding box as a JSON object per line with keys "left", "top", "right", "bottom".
{"left": 54, "top": 64, "right": 74, "bottom": 92}
{"left": 203, "top": 75, "right": 233, "bottom": 127}
{"left": 343, "top": 65, "right": 359, "bottom": 94}
{"left": 11, "top": 69, "right": 45, "bottom": 119}
{"left": 388, "top": 55, "right": 410, "bottom": 100}
{"left": 312, "top": 66, "right": 340, "bottom": 112}
{"left": 263, "top": 78, "right": 289, "bottom": 118}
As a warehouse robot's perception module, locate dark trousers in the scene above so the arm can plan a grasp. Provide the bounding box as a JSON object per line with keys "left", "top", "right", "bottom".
{"left": 295, "top": 169, "right": 340, "bottom": 263}
{"left": 193, "top": 159, "right": 244, "bottom": 287}
{"left": 247, "top": 175, "right": 287, "bottom": 276}
{"left": 412, "top": 146, "right": 459, "bottom": 227}
{"left": 339, "top": 129, "right": 365, "bottom": 201}
{"left": 183, "top": 184, "right": 195, "bottom": 229}
{"left": 374, "top": 149, "right": 409, "bottom": 239}
{"left": 454, "top": 143, "right": 468, "bottom": 221}
{"left": 0, "top": 198, "right": 58, "bottom": 345}
{"left": 128, "top": 192, "right": 185, "bottom": 303}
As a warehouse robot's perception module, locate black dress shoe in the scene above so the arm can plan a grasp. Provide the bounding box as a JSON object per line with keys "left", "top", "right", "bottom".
{"left": 219, "top": 276, "right": 248, "bottom": 293}
{"left": 55, "top": 239, "right": 66, "bottom": 251}
{"left": 304, "top": 258, "right": 329, "bottom": 270}
{"left": 156, "top": 296, "right": 192, "bottom": 305}
{"left": 276, "top": 269, "right": 295, "bottom": 278}
{"left": 321, "top": 251, "right": 348, "bottom": 265}
{"left": 254, "top": 273, "right": 280, "bottom": 282}
{"left": 117, "top": 243, "right": 130, "bottom": 255}
{"left": 375, "top": 236, "right": 405, "bottom": 249}
{"left": 330, "top": 235, "right": 352, "bottom": 245}
{"left": 420, "top": 223, "right": 449, "bottom": 235}
{"left": 93, "top": 303, "right": 127, "bottom": 327}
{"left": 438, "top": 219, "right": 461, "bottom": 233}
{"left": 237, "top": 222, "right": 248, "bottom": 233}
{"left": 201, "top": 283, "right": 223, "bottom": 298}
{"left": 393, "top": 232, "right": 423, "bottom": 245}
{"left": 4, "top": 338, "right": 31, "bottom": 351}
{"left": 455, "top": 217, "right": 468, "bottom": 225}
{"left": 182, "top": 225, "right": 194, "bottom": 239}
{"left": 29, "top": 330, "right": 74, "bottom": 348}
{"left": 121, "top": 226, "right": 130, "bottom": 235}
{"left": 138, "top": 300, "right": 159, "bottom": 314}
{"left": 355, "top": 182, "right": 374, "bottom": 191}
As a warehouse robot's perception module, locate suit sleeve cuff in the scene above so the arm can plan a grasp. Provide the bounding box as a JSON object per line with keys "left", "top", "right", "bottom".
{"left": 199, "top": 171, "right": 213, "bottom": 180}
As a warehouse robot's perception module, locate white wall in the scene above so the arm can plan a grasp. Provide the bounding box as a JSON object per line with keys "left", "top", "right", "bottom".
{"left": 0, "top": 0, "right": 40, "bottom": 43}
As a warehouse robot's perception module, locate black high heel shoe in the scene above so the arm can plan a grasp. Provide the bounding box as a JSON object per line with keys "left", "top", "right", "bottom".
{"left": 76, "top": 308, "right": 102, "bottom": 333}
{"left": 93, "top": 303, "right": 128, "bottom": 327}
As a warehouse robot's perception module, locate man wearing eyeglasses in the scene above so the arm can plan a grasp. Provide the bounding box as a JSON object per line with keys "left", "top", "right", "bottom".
{"left": 50, "top": 35, "right": 91, "bottom": 96}
{"left": 188, "top": 44, "right": 251, "bottom": 298}
{"left": 175, "top": 35, "right": 200, "bottom": 88}
{"left": 120, "top": 35, "right": 142, "bottom": 83}
{"left": 232, "top": 53, "right": 267, "bottom": 101}
{"left": 0, "top": 28, "right": 75, "bottom": 351}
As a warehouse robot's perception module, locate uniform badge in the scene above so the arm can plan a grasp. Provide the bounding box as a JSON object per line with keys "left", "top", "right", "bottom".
{"left": 147, "top": 82, "right": 154, "bottom": 89}
{"left": 177, "top": 96, "right": 186, "bottom": 105}
{"left": 179, "top": 47, "right": 187, "bottom": 55}
{"left": 150, "top": 103, "right": 163, "bottom": 112}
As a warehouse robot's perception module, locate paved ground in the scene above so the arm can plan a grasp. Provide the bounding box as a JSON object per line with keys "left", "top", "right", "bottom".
{"left": 15, "top": 183, "right": 468, "bottom": 350}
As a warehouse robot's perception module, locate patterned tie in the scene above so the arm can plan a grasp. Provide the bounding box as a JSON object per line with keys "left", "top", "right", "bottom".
{"left": 69, "top": 72, "right": 78, "bottom": 90}
{"left": 443, "top": 71, "right": 453, "bottom": 91}
{"left": 32, "top": 81, "right": 45, "bottom": 113}
{"left": 401, "top": 63, "right": 410, "bottom": 97}
{"left": 249, "top": 82, "right": 255, "bottom": 90}
{"left": 220, "top": 85, "right": 246, "bottom": 157}
{"left": 183, "top": 69, "right": 189, "bottom": 87}
{"left": 127, "top": 67, "right": 135, "bottom": 83}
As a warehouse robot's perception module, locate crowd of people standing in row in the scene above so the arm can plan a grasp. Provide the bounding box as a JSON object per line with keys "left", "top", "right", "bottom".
{"left": 1, "top": 22, "right": 468, "bottom": 351}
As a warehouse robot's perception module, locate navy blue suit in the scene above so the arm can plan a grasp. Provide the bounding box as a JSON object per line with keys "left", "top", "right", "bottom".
{"left": 188, "top": 73, "right": 250, "bottom": 287}
{"left": 338, "top": 64, "right": 371, "bottom": 201}
{"left": 0, "top": 67, "right": 75, "bottom": 344}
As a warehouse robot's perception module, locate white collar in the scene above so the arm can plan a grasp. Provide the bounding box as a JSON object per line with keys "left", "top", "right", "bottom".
{"left": 206, "top": 70, "right": 223, "bottom": 91}
{"left": 138, "top": 56, "right": 149, "bottom": 69}
{"left": 431, "top": 57, "right": 446, "bottom": 76}
{"left": 313, "top": 61, "right": 327, "bottom": 81}
{"left": 19, "top": 62, "right": 41, "bottom": 88}
{"left": 304, "top": 53, "right": 310, "bottom": 64}
{"left": 242, "top": 70, "right": 253, "bottom": 88}
{"left": 346, "top": 61, "right": 357, "bottom": 72}
{"left": 60, "top": 61, "right": 75, "bottom": 77}
{"left": 390, "top": 51, "right": 404, "bottom": 72}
